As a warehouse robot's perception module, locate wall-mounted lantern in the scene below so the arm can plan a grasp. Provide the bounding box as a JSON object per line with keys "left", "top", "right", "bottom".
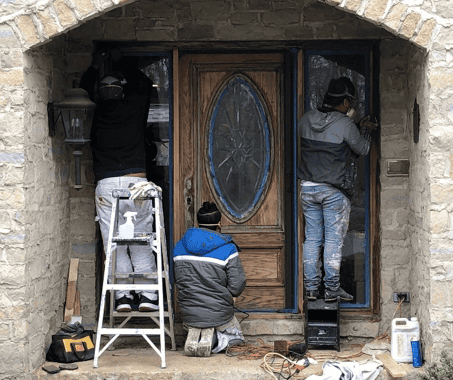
{"left": 48, "top": 85, "right": 96, "bottom": 190}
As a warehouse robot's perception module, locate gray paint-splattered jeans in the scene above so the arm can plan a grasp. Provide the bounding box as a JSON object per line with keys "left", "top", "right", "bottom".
{"left": 300, "top": 184, "right": 351, "bottom": 291}
{"left": 95, "top": 176, "right": 157, "bottom": 301}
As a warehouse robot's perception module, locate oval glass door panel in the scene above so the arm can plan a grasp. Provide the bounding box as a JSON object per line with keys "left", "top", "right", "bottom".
{"left": 208, "top": 75, "right": 272, "bottom": 222}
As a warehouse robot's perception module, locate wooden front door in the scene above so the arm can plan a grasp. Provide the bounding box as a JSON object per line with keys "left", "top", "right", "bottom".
{"left": 176, "top": 53, "right": 289, "bottom": 311}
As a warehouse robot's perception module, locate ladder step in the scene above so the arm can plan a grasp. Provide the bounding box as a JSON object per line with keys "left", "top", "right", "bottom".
{"left": 104, "top": 284, "right": 159, "bottom": 291}
{"left": 112, "top": 234, "right": 156, "bottom": 243}
{"left": 111, "top": 272, "right": 170, "bottom": 280}
{"left": 98, "top": 328, "right": 162, "bottom": 335}
{"left": 112, "top": 311, "right": 171, "bottom": 317}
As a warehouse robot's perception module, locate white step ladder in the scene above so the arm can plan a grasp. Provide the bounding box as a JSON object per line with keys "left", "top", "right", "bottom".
{"left": 93, "top": 186, "right": 175, "bottom": 369}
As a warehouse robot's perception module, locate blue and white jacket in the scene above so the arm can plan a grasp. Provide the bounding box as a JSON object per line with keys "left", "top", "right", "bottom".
{"left": 173, "top": 228, "right": 247, "bottom": 328}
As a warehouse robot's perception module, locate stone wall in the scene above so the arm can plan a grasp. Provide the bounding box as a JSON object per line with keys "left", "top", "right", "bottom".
{"left": 0, "top": 23, "right": 29, "bottom": 378}
{"left": 406, "top": 41, "right": 432, "bottom": 361}
{"left": 0, "top": 31, "right": 73, "bottom": 378}
{"left": 379, "top": 38, "right": 414, "bottom": 333}
{"left": 0, "top": 0, "right": 451, "bottom": 376}
{"left": 425, "top": 23, "right": 453, "bottom": 360}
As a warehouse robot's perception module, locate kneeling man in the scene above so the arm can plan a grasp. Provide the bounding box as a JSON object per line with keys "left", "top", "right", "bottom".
{"left": 173, "top": 202, "right": 247, "bottom": 356}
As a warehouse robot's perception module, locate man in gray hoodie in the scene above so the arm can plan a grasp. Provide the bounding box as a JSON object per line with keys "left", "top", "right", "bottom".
{"left": 298, "top": 77, "right": 377, "bottom": 302}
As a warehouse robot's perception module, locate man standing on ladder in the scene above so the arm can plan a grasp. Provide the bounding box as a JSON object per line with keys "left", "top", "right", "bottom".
{"left": 298, "top": 77, "right": 378, "bottom": 302}
{"left": 80, "top": 48, "right": 159, "bottom": 312}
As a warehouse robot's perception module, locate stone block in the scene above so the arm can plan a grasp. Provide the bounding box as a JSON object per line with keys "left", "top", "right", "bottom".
{"left": 303, "top": 1, "right": 345, "bottom": 22}
{"left": 0, "top": 69, "right": 25, "bottom": 87}
{"left": 216, "top": 24, "right": 285, "bottom": 40}
{"left": 274, "top": 1, "right": 299, "bottom": 10}
{"left": 0, "top": 188, "right": 25, "bottom": 210}
{"left": 72, "top": 0, "right": 96, "bottom": 17}
{"left": 230, "top": 12, "right": 258, "bottom": 25}
{"left": 241, "top": 319, "right": 273, "bottom": 335}
{"left": 136, "top": 28, "right": 176, "bottom": 41}
{"left": 67, "top": 18, "right": 103, "bottom": 40}
{"left": 431, "top": 281, "right": 452, "bottom": 307}
{"left": 37, "top": 7, "right": 60, "bottom": 38}
{"left": 136, "top": 2, "right": 176, "bottom": 18}
{"left": 381, "top": 189, "right": 411, "bottom": 208}
{"left": 104, "top": 19, "right": 136, "bottom": 40}
{"left": 15, "top": 14, "right": 40, "bottom": 47}
{"left": 53, "top": 0, "right": 77, "bottom": 28}
{"left": 284, "top": 25, "right": 313, "bottom": 39}
{"left": 430, "top": 210, "right": 449, "bottom": 234}
{"left": 0, "top": 323, "right": 9, "bottom": 341}
{"left": 429, "top": 125, "right": 453, "bottom": 152}
{"left": 340, "top": 320, "right": 379, "bottom": 337}
{"left": 248, "top": 0, "right": 271, "bottom": 11}
{"left": 413, "top": 18, "right": 437, "bottom": 49}
{"left": 262, "top": 10, "right": 300, "bottom": 26}
{"left": 0, "top": 263, "right": 26, "bottom": 286}
{"left": 0, "top": 342, "right": 26, "bottom": 373}
{"left": 431, "top": 183, "right": 453, "bottom": 205}
{"left": 66, "top": 54, "right": 92, "bottom": 73}
{"left": 364, "top": 0, "right": 388, "bottom": 22}
{"left": 0, "top": 24, "right": 21, "bottom": 48}
{"left": 382, "top": 3, "right": 406, "bottom": 32}
{"left": 13, "top": 319, "right": 28, "bottom": 340}
{"left": 0, "top": 50, "right": 23, "bottom": 69}
{"left": 0, "top": 211, "right": 11, "bottom": 233}
{"left": 400, "top": 12, "right": 421, "bottom": 40}
{"left": 178, "top": 24, "right": 214, "bottom": 40}
{"left": 273, "top": 319, "right": 303, "bottom": 335}
{"left": 192, "top": 1, "right": 230, "bottom": 21}
{"left": 429, "top": 153, "right": 450, "bottom": 178}
{"left": 381, "top": 138, "right": 409, "bottom": 158}
{"left": 232, "top": 1, "right": 247, "bottom": 11}
{"left": 4, "top": 166, "right": 24, "bottom": 185}
{"left": 343, "top": 0, "right": 361, "bottom": 13}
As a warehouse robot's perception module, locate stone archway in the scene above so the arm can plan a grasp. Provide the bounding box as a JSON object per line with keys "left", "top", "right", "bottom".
{"left": 0, "top": 0, "right": 450, "bottom": 376}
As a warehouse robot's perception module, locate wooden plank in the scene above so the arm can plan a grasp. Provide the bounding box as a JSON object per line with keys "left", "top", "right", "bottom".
{"left": 241, "top": 249, "right": 282, "bottom": 282}
{"left": 236, "top": 286, "right": 285, "bottom": 310}
{"left": 229, "top": 233, "right": 284, "bottom": 247}
{"left": 74, "top": 290, "right": 81, "bottom": 316}
{"left": 376, "top": 353, "right": 407, "bottom": 378}
{"left": 64, "top": 258, "right": 79, "bottom": 322}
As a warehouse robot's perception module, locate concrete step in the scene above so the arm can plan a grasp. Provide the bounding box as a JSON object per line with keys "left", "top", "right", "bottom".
{"left": 35, "top": 347, "right": 426, "bottom": 380}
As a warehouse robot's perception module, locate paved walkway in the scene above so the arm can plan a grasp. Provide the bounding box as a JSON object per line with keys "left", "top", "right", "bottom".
{"left": 36, "top": 345, "right": 424, "bottom": 379}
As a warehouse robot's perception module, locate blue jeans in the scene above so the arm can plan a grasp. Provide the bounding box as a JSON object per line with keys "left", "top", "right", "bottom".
{"left": 95, "top": 177, "right": 157, "bottom": 300}
{"left": 300, "top": 184, "right": 351, "bottom": 291}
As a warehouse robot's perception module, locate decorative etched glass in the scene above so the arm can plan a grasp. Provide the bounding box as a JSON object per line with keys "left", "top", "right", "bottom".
{"left": 208, "top": 75, "right": 272, "bottom": 222}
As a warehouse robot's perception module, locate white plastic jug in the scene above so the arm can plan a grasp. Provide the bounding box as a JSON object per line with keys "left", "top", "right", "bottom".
{"left": 391, "top": 317, "right": 420, "bottom": 363}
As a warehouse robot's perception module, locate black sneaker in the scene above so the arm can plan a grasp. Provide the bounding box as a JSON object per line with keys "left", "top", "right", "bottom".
{"left": 324, "top": 287, "right": 353, "bottom": 302}
{"left": 139, "top": 295, "right": 159, "bottom": 311}
{"left": 306, "top": 289, "right": 319, "bottom": 300}
{"left": 116, "top": 296, "right": 132, "bottom": 312}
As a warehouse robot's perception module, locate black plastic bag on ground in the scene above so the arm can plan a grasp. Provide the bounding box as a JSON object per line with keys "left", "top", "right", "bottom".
{"left": 46, "top": 322, "right": 95, "bottom": 363}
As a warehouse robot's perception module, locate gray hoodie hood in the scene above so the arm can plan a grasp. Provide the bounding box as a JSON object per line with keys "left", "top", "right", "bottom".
{"left": 306, "top": 108, "right": 346, "bottom": 132}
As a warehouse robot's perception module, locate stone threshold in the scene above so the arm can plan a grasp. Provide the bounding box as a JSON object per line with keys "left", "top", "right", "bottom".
{"left": 35, "top": 347, "right": 425, "bottom": 380}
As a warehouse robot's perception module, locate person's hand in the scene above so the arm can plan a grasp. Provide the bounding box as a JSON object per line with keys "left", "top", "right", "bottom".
{"left": 359, "top": 115, "right": 379, "bottom": 133}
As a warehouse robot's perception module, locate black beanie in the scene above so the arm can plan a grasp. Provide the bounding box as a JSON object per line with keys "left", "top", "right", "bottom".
{"left": 197, "top": 202, "right": 221, "bottom": 225}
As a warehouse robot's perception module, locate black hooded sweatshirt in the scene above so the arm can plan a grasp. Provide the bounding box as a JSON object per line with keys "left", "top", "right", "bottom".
{"left": 80, "top": 60, "right": 156, "bottom": 182}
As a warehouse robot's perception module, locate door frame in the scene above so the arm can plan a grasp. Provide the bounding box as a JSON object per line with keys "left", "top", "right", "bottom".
{"left": 172, "top": 42, "right": 380, "bottom": 316}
